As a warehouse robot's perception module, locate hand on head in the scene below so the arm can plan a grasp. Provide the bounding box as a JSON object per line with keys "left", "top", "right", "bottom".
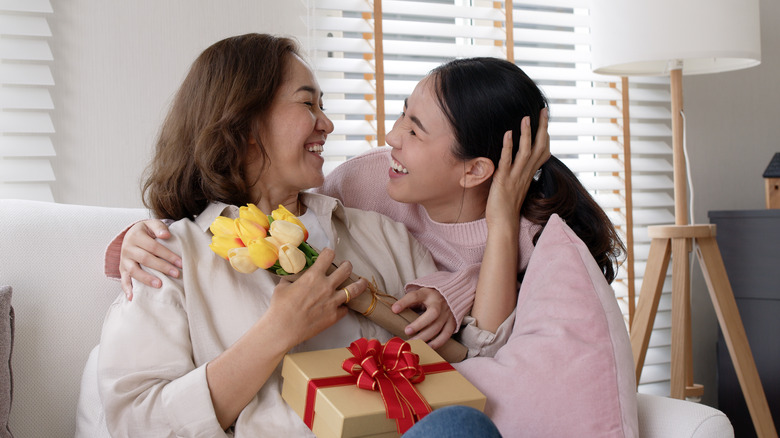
{"left": 486, "top": 107, "right": 551, "bottom": 229}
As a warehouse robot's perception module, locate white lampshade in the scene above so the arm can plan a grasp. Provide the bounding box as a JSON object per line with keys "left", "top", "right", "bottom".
{"left": 589, "top": 0, "right": 761, "bottom": 76}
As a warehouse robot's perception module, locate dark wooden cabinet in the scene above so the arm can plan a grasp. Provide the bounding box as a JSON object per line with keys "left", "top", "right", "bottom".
{"left": 708, "top": 209, "right": 780, "bottom": 437}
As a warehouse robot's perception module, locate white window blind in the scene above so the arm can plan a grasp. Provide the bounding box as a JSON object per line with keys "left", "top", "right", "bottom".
{"left": 0, "top": 0, "right": 55, "bottom": 202}
{"left": 303, "top": 0, "right": 676, "bottom": 395}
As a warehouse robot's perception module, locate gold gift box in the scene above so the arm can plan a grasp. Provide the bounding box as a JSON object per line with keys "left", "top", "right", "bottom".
{"left": 281, "top": 339, "right": 486, "bottom": 438}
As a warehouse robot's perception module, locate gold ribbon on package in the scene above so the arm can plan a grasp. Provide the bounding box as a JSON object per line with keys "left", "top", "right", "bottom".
{"left": 303, "top": 337, "right": 454, "bottom": 434}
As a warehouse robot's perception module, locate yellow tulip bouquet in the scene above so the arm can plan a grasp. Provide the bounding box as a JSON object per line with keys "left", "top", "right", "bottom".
{"left": 208, "top": 204, "right": 318, "bottom": 276}
{"left": 208, "top": 203, "right": 468, "bottom": 363}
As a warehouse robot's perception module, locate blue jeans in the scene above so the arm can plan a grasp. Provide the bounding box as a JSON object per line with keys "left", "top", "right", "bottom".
{"left": 402, "top": 405, "right": 503, "bottom": 438}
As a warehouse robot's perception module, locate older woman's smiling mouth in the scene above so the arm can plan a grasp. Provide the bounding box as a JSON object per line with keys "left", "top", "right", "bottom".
{"left": 305, "top": 143, "right": 323, "bottom": 155}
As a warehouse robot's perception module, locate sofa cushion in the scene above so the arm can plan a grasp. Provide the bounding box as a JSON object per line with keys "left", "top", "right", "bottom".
{"left": 637, "top": 393, "right": 733, "bottom": 438}
{"left": 0, "top": 285, "right": 14, "bottom": 438}
{"left": 454, "top": 214, "right": 638, "bottom": 437}
{"left": 0, "top": 199, "right": 149, "bottom": 438}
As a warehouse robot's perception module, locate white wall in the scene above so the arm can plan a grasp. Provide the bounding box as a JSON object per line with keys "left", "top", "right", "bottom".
{"left": 48, "top": 0, "right": 308, "bottom": 207}
{"left": 686, "top": 0, "right": 779, "bottom": 407}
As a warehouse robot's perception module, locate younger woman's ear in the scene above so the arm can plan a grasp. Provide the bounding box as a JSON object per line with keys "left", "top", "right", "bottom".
{"left": 460, "top": 157, "right": 495, "bottom": 189}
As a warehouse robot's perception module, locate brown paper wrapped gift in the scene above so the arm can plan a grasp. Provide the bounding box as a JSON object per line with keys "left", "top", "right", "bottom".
{"left": 284, "top": 263, "right": 468, "bottom": 363}
{"left": 281, "top": 338, "right": 486, "bottom": 438}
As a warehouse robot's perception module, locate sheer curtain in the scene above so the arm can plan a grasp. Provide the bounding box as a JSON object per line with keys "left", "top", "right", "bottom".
{"left": 0, "top": 0, "right": 55, "bottom": 201}
{"left": 302, "top": 0, "right": 676, "bottom": 395}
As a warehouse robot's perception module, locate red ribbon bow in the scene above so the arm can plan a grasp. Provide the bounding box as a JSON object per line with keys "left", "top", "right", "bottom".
{"left": 303, "top": 337, "right": 454, "bottom": 434}
{"left": 342, "top": 337, "right": 432, "bottom": 433}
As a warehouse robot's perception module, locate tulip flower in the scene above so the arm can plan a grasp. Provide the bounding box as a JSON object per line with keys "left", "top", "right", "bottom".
{"left": 263, "top": 235, "right": 282, "bottom": 249}
{"left": 235, "top": 217, "right": 267, "bottom": 246}
{"left": 278, "top": 243, "right": 307, "bottom": 274}
{"left": 248, "top": 238, "right": 279, "bottom": 270}
{"left": 239, "top": 203, "right": 270, "bottom": 230}
{"left": 209, "top": 234, "right": 244, "bottom": 260}
{"left": 210, "top": 216, "right": 238, "bottom": 237}
{"left": 269, "top": 219, "right": 305, "bottom": 248}
{"left": 272, "top": 205, "right": 308, "bottom": 240}
{"left": 227, "top": 247, "right": 259, "bottom": 274}
{"left": 209, "top": 203, "right": 319, "bottom": 276}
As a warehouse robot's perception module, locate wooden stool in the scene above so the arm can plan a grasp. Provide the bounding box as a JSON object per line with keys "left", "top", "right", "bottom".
{"left": 631, "top": 224, "right": 777, "bottom": 437}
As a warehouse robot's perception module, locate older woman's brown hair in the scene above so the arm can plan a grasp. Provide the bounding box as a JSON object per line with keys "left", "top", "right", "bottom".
{"left": 142, "top": 33, "right": 300, "bottom": 220}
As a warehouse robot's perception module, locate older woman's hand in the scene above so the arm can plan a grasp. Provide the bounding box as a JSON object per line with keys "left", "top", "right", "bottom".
{"left": 269, "top": 248, "right": 368, "bottom": 347}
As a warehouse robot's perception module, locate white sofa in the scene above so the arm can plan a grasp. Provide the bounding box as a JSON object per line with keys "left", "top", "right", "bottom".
{"left": 0, "top": 199, "right": 734, "bottom": 437}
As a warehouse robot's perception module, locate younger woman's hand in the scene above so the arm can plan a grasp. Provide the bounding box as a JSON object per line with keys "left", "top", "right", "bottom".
{"left": 391, "top": 287, "right": 456, "bottom": 349}
{"left": 120, "top": 219, "right": 182, "bottom": 300}
{"left": 269, "top": 248, "right": 368, "bottom": 347}
{"left": 486, "top": 108, "right": 551, "bottom": 227}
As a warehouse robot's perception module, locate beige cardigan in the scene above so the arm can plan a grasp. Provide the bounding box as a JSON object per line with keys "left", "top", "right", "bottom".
{"left": 97, "top": 193, "right": 439, "bottom": 437}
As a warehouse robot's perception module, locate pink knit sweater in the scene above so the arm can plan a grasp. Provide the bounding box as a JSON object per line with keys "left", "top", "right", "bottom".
{"left": 315, "top": 147, "right": 539, "bottom": 326}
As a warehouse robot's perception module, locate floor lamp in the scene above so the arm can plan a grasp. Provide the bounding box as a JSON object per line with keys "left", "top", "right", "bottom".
{"left": 589, "top": 1, "right": 777, "bottom": 436}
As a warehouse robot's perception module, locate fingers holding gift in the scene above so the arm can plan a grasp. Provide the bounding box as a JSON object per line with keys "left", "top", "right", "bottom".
{"left": 392, "top": 288, "right": 456, "bottom": 346}
{"left": 425, "top": 316, "right": 458, "bottom": 350}
{"left": 275, "top": 248, "right": 367, "bottom": 314}
{"left": 270, "top": 277, "right": 350, "bottom": 344}
{"left": 338, "top": 279, "right": 367, "bottom": 307}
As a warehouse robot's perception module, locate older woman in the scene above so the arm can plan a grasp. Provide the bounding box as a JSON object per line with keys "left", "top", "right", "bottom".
{"left": 96, "top": 34, "right": 467, "bottom": 437}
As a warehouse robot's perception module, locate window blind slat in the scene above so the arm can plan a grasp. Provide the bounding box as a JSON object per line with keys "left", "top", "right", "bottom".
{"left": 552, "top": 140, "right": 622, "bottom": 154}
{"left": 0, "top": 39, "right": 52, "bottom": 60}
{"left": 0, "top": 0, "right": 52, "bottom": 13}
{"left": 383, "top": 1, "right": 501, "bottom": 20}
{"left": 0, "top": 111, "right": 54, "bottom": 133}
{"left": 0, "top": 158, "right": 54, "bottom": 182}
{"left": 562, "top": 157, "right": 623, "bottom": 173}
{"left": 631, "top": 141, "right": 672, "bottom": 155}
{"left": 0, "top": 182, "right": 53, "bottom": 201}
{"left": 0, "top": 15, "right": 50, "bottom": 36}
{"left": 0, "top": 135, "right": 55, "bottom": 157}
{"left": 0, "top": 63, "right": 54, "bottom": 85}
{"left": 509, "top": 9, "right": 589, "bottom": 28}
{"left": 0, "top": 88, "right": 54, "bottom": 109}
{"left": 631, "top": 158, "right": 674, "bottom": 173}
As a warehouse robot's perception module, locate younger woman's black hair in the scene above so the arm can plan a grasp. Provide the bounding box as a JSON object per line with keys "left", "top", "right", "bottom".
{"left": 430, "top": 57, "right": 625, "bottom": 283}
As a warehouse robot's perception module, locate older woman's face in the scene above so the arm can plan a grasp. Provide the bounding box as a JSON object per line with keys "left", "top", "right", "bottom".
{"left": 255, "top": 55, "right": 334, "bottom": 196}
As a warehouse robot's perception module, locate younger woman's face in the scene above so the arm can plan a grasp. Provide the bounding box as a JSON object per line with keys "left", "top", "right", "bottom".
{"left": 253, "top": 54, "right": 334, "bottom": 200}
{"left": 385, "top": 76, "right": 466, "bottom": 221}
